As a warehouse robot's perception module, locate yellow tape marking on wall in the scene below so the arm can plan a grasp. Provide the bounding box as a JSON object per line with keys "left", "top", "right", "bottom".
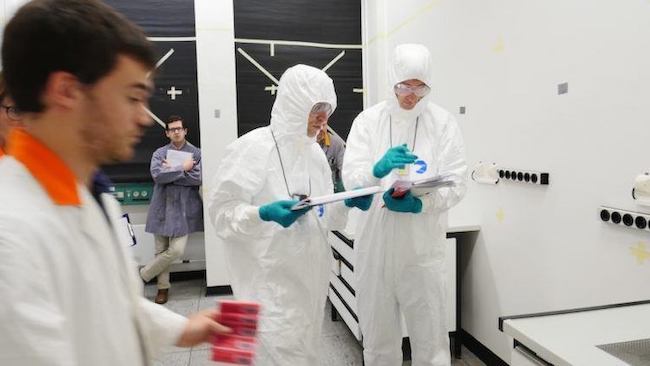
{"left": 493, "top": 36, "right": 504, "bottom": 53}
{"left": 630, "top": 242, "right": 650, "bottom": 264}
{"left": 367, "top": 0, "right": 441, "bottom": 45}
{"left": 496, "top": 208, "right": 505, "bottom": 223}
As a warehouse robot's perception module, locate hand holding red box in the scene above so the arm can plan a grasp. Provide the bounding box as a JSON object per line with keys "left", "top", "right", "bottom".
{"left": 212, "top": 300, "right": 261, "bottom": 365}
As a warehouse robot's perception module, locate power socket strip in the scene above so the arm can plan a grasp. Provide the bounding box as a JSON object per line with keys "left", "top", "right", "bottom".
{"left": 599, "top": 206, "right": 650, "bottom": 230}
{"left": 498, "top": 168, "right": 549, "bottom": 185}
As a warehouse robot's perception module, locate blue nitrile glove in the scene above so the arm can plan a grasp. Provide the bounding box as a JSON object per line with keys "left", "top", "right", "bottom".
{"left": 344, "top": 188, "right": 374, "bottom": 211}
{"left": 259, "top": 200, "right": 310, "bottom": 228}
{"left": 382, "top": 188, "right": 422, "bottom": 213}
{"left": 372, "top": 144, "right": 418, "bottom": 178}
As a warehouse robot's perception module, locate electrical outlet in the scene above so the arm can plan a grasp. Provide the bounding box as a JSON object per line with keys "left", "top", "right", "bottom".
{"left": 600, "top": 206, "right": 650, "bottom": 230}
{"left": 497, "top": 168, "right": 549, "bottom": 185}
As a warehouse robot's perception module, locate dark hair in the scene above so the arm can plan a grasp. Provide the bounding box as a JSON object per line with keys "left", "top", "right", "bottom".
{"left": 0, "top": 72, "right": 6, "bottom": 101}
{"left": 2, "top": 0, "right": 156, "bottom": 113}
{"left": 166, "top": 115, "right": 184, "bottom": 130}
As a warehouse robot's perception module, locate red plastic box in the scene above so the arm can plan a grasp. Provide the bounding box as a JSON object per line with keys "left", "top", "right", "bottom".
{"left": 212, "top": 346, "right": 254, "bottom": 365}
{"left": 219, "top": 300, "right": 261, "bottom": 315}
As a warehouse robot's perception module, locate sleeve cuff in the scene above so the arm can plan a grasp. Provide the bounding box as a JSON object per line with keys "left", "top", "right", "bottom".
{"left": 138, "top": 298, "right": 189, "bottom": 354}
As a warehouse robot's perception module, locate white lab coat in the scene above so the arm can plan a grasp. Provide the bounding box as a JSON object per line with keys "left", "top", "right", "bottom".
{"left": 209, "top": 65, "right": 347, "bottom": 366}
{"left": 343, "top": 44, "right": 468, "bottom": 366}
{"left": 0, "top": 157, "right": 187, "bottom": 366}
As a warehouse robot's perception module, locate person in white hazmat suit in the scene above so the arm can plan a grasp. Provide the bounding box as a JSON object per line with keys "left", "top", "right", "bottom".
{"left": 209, "top": 64, "right": 372, "bottom": 366}
{"left": 342, "top": 44, "right": 468, "bottom": 366}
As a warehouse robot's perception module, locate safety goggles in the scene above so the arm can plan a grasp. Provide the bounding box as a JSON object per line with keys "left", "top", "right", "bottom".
{"left": 393, "top": 83, "right": 431, "bottom": 97}
{"left": 310, "top": 102, "right": 333, "bottom": 117}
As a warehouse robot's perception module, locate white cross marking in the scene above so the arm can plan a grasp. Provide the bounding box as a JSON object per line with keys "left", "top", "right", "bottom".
{"left": 167, "top": 86, "right": 183, "bottom": 100}
{"left": 264, "top": 85, "right": 278, "bottom": 95}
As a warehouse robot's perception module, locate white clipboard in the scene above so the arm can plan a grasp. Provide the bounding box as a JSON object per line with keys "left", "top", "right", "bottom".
{"left": 117, "top": 214, "right": 137, "bottom": 247}
{"left": 288, "top": 174, "right": 457, "bottom": 211}
{"left": 392, "top": 173, "right": 457, "bottom": 197}
{"left": 291, "top": 186, "right": 383, "bottom": 211}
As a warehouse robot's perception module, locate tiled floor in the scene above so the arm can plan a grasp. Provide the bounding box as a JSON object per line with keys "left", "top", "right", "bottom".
{"left": 145, "top": 279, "right": 485, "bottom": 366}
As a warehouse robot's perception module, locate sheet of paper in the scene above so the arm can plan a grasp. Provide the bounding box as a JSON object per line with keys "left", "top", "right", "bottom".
{"left": 291, "top": 186, "right": 383, "bottom": 210}
{"left": 392, "top": 173, "right": 457, "bottom": 197}
{"left": 166, "top": 150, "right": 193, "bottom": 171}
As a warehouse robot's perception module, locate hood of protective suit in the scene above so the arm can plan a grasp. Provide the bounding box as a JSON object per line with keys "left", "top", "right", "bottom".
{"left": 270, "top": 64, "right": 337, "bottom": 142}
{"left": 389, "top": 43, "right": 432, "bottom": 86}
{"left": 387, "top": 43, "right": 432, "bottom": 119}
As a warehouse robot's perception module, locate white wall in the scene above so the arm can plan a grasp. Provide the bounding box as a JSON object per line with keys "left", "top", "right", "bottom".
{"left": 194, "top": 0, "right": 238, "bottom": 287}
{"left": 365, "top": 0, "right": 650, "bottom": 363}
{"left": 0, "top": 0, "right": 24, "bottom": 38}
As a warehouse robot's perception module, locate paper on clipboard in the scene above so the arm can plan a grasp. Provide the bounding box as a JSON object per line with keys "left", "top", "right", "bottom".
{"left": 392, "top": 173, "right": 457, "bottom": 197}
{"left": 166, "top": 150, "right": 193, "bottom": 171}
{"left": 291, "top": 186, "right": 383, "bottom": 211}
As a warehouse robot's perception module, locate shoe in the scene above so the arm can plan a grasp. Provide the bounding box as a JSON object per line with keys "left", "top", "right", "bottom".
{"left": 155, "top": 289, "right": 169, "bottom": 304}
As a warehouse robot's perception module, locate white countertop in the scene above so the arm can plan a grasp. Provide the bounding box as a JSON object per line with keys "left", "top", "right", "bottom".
{"left": 447, "top": 224, "right": 481, "bottom": 234}
{"left": 338, "top": 210, "right": 480, "bottom": 239}
{"left": 503, "top": 303, "right": 650, "bottom": 365}
{"left": 337, "top": 224, "right": 479, "bottom": 240}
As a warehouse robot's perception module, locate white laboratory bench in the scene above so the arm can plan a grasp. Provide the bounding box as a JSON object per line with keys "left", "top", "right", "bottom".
{"left": 328, "top": 212, "right": 480, "bottom": 360}
{"left": 499, "top": 300, "right": 650, "bottom": 366}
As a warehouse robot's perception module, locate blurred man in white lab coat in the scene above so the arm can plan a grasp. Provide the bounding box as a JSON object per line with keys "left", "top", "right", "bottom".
{"left": 0, "top": 1, "right": 228, "bottom": 365}
{"left": 343, "top": 44, "right": 467, "bottom": 366}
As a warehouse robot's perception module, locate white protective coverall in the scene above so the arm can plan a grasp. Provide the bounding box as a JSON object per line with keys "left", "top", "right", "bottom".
{"left": 209, "top": 64, "right": 348, "bottom": 366}
{"left": 0, "top": 133, "right": 187, "bottom": 365}
{"left": 342, "top": 44, "right": 467, "bottom": 366}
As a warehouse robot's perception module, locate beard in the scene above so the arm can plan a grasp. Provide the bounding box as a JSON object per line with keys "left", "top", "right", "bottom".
{"left": 78, "top": 91, "right": 132, "bottom": 165}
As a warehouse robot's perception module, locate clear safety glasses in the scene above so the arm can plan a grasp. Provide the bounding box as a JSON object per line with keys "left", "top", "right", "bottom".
{"left": 310, "top": 102, "right": 333, "bottom": 117}
{"left": 393, "top": 83, "right": 431, "bottom": 97}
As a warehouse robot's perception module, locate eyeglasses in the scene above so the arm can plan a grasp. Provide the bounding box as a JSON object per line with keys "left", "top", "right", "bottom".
{"left": 2, "top": 105, "right": 21, "bottom": 120}
{"left": 393, "top": 83, "right": 431, "bottom": 97}
{"left": 310, "top": 102, "right": 333, "bottom": 117}
{"left": 167, "top": 127, "right": 185, "bottom": 133}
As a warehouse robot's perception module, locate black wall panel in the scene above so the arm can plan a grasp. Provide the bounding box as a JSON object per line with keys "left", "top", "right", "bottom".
{"left": 105, "top": 1, "right": 196, "bottom": 37}
{"left": 234, "top": 0, "right": 361, "bottom": 44}
{"left": 103, "top": 0, "right": 199, "bottom": 183}
{"left": 101, "top": 0, "right": 363, "bottom": 182}
{"left": 234, "top": 0, "right": 363, "bottom": 139}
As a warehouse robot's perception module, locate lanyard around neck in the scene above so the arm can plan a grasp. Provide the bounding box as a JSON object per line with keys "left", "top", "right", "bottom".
{"left": 389, "top": 115, "right": 420, "bottom": 153}
{"left": 270, "top": 129, "right": 312, "bottom": 199}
